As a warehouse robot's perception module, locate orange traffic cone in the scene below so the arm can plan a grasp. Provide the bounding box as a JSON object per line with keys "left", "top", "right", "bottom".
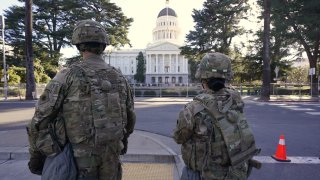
{"left": 271, "top": 134, "right": 291, "bottom": 162}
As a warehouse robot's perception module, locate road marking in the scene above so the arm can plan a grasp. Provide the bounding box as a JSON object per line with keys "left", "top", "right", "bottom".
{"left": 285, "top": 108, "right": 315, "bottom": 111}
{"left": 254, "top": 156, "right": 320, "bottom": 164}
{"left": 241, "top": 96, "right": 249, "bottom": 99}
{"left": 269, "top": 103, "right": 288, "bottom": 106}
{"left": 305, "top": 112, "right": 320, "bottom": 115}
{"left": 279, "top": 105, "right": 299, "bottom": 108}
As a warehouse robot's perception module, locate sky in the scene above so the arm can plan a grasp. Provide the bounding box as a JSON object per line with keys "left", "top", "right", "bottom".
{"left": 1, "top": 0, "right": 206, "bottom": 57}
{"left": 110, "top": 0, "right": 205, "bottom": 48}
{"left": 1, "top": 0, "right": 261, "bottom": 58}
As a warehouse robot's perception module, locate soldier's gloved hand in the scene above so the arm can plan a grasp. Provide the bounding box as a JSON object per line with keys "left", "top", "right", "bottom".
{"left": 28, "top": 152, "right": 46, "bottom": 175}
{"left": 120, "top": 137, "right": 128, "bottom": 155}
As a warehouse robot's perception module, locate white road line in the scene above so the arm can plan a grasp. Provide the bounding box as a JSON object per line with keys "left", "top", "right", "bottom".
{"left": 269, "top": 103, "right": 288, "bottom": 106}
{"left": 300, "top": 104, "right": 320, "bottom": 106}
{"left": 253, "top": 156, "right": 320, "bottom": 164}
{"left": 280, "top": 105, "right": 299, "bottom": 108}
{"left": 305, "top": 112, "right": 320, "bottom": 115}
{"left": 241, "top": 96, "right": 249, "bottom": 99}
{"left": 285, "top": 108, "right": 315, "bottom": 111}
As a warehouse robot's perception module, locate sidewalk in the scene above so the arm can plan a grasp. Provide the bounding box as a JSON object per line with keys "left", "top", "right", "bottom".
{"left": 0, "top": 129, "right": 183, "bottom": 180}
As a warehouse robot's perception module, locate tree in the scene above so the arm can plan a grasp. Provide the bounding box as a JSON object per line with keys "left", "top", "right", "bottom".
{"left": 242, "top": 1, "right": 292, "bottom": 84}
{"left": 271, "top": 0, "right": 320, "bottom": 97}
{"left": 4, "top": 0, "right": 133, "bottom": 78}
{"left": 134, "top": 52, "right": 145, "bottom": 83}
{"left": 287, "top": 66, "right": 308, "bottom": 84}
{"left": 25, "top": 0, "right": 36, "bottom": 100}
{"left": 260, "top": 0, "right": 271, "bottom": 101}
{"left": 180, "top": 0, "right": 249, "bottom": 81}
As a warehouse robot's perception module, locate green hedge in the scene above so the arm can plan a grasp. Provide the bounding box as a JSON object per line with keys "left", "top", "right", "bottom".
{"left": 275, "top": 88, "right": 310, "bottom": 95}
{"left": 143, "top": 90, "right": 157, "bottom": 97}
{"left": 161, "top": 90, "right": 179, "bottom": 97}
{"left": 134, "top": 90, "right": 143, "bottom": 97}
{"left": 0, "top": 87, "right": 24, "bottom": 97}
{"left": 181, "top": 90, "right": 198, "bottom": 97}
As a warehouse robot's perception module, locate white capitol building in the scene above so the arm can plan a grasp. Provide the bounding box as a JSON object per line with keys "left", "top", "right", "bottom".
{"left": 103, "top": 3, "right": 189, "bottom": 85}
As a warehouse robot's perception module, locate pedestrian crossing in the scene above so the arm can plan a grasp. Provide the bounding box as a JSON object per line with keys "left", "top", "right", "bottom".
{"left": 268, "top": 103, "right": 320, "bottom": 115}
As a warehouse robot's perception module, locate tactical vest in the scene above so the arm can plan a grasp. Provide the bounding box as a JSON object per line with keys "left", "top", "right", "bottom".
{"left": 62, "top": 64, "right": 127, "bottom": 147}
{"left": 182, "top": 89, "right": 257, "bottom": 172}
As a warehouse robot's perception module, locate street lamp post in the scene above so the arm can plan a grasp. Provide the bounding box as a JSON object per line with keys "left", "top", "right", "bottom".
{"left": 108, "top": 53, "right": 111, "bottom": 64}
{"left": 1, "top": 15, "right": 7, "bottom": 100}
{"left": 105, "top": 45, "right": 113, "bottom": 65}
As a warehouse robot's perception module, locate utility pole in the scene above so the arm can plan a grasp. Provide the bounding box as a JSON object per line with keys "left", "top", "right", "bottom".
{"left": 0, "top": 15, "right": 7, "bottom": 100}
{"left": 25, "top": 0, "right": 36, "bottom": 100}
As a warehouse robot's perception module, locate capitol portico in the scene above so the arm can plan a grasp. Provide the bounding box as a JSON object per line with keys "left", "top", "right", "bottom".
{"left": 145, "top": 43, "right": 188, "bottom": 84}
{"left": 104, "top": 1, "right": 189, "bottom": 85}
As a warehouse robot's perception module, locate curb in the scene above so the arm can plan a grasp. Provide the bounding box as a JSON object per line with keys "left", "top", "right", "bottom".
{"left": 136, "top": 133, "right": 183, "bottom": 179}
{"left": 0, "top": 131, "right": 183, "bottom": 180}
{"left": 0, "top": 134, "right": 178, "bottom": 164}
{"left": 0, "top": 150, "right": 175, "bottom": 164}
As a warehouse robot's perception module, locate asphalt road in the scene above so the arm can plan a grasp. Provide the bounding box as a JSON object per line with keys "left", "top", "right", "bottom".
{"left": 0, "top": 98, "right": 320, "bottom": 180}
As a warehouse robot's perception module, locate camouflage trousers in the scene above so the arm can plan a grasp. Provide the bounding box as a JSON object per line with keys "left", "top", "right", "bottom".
{"left": 73, "top": 142, "right": 123, "bottom": 180}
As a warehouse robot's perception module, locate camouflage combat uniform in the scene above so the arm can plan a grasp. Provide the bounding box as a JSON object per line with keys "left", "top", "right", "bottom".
{"left": 173, "top": 52, "right": 258, "bottom": 180}
{"left": 27, "top": 53, "right": 136, "bottom": 179}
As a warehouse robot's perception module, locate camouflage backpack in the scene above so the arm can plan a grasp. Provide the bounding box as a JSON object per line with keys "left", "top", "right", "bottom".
{"left": 35, "top": 62, "right": 127, "bottom": 157}
{"left": 195, "top": 90, "right": 258, "bottom": 168}
{"left": 181, "top": 89, "right": 259, "bottom": 172}
{"left": 62, "top": 63, "right": 127, "bottom": 146}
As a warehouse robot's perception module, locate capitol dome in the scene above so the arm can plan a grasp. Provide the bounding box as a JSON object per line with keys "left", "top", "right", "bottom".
{"left": 152, "top": 5, "right": 181, "bottom": 45}
{"left": 157, "top": 7, "right": 177, "bottom": 18}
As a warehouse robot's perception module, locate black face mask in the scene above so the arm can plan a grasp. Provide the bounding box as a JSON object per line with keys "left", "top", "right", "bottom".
{"left": 207, "top": 78, "right": 225, "bottom": 91}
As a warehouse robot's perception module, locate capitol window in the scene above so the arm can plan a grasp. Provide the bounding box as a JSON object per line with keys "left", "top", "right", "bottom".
{"left": 172, "top": 77, "right": 176, "bottom": 83}
{"left": 165, "top": 66, "right": 170, "bottom": 73}
{"left": 165, "top": 77, "right": 169, "bottom": 84}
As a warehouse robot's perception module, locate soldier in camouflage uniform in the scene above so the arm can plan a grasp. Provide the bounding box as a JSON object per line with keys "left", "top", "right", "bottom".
{"left": 173, "top": 52, "right": 259, "bottom": 180}
{"left": 27, "top": 19, "right": 136, "bottom": 179}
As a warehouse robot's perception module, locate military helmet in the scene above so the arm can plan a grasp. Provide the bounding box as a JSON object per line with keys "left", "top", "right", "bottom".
{"left": 71, "top": 19, "right": 109, "bottom": 45}
{"left": 195, "top": 52, "right": 233, "bottom": 80}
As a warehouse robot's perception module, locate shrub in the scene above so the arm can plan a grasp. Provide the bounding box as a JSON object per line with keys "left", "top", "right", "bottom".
{"left": 161, "top": 90, "right": 179, "bottom": 97}
{"left": 134, "top": 90, "right": 142, "bottom": 97}
{"left": 181, "top": 90, "right": 198, "bottom": 97}
{"left": 143, "top": 90, "right": 157, "bottom": 97}
{"left": 7, "top": 87, "right": 21, "bottom": 97}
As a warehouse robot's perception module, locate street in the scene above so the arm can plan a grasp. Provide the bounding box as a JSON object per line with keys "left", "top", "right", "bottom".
{"left": 0, "top": 97, "right": 320, "bottom": 179}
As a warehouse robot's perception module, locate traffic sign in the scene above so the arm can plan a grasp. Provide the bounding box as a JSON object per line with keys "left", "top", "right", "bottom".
{"left": 309, "top": 68, "right": 315, "bottom": 75}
